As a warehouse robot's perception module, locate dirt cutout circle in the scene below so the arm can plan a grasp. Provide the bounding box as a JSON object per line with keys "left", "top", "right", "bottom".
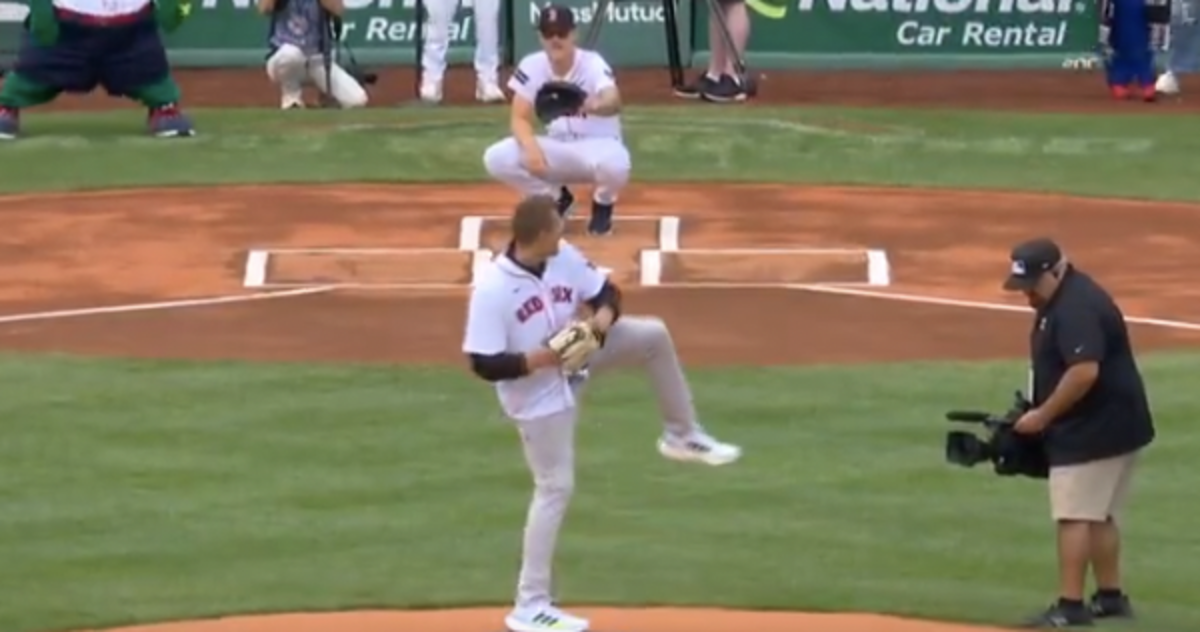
{"left": 79, "top": 608, "right": 1022, "bottom": 632}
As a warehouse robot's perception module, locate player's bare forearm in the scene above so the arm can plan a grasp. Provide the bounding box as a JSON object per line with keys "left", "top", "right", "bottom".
{"left": 510, "top": 97, "right": 540, "bottom": 151}
{"left": 586, "top": 87, "right": 621, "bottom": 116}
{"left": 584, "top": 281, "right": 622, "bottom": 333}
{"left": 590, "top": 306, "right": 616, "bottom": 332}
{"left": 318, "top": 0, "right": 343, "bottom": 15}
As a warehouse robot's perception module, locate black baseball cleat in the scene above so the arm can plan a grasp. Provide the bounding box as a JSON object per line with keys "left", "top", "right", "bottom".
{"left": 556, "top": 186, "right": 575, "bottom": 217}
{"left": 588, "top": 201, "right": 613, "bottom": 236}
{"left": 1089, "top": 591, "right": 1134, "bottom": 619}
{"left": 1021, "top": 601, "right": 1094, "bottom": 628}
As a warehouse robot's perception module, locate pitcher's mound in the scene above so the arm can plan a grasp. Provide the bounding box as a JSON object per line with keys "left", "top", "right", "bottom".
{"left": 80, "top": 607, "right": 1018, "bottom": 632}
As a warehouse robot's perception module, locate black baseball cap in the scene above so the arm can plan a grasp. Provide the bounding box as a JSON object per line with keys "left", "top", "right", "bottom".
{"left": 1003, "top": 238, "right": 1062, "bottom": 291}
{"left": 537, "top": 3, "right": 576, "bottom": 36}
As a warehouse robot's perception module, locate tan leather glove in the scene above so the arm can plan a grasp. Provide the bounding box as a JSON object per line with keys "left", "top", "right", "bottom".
{"left": 546, "top": 320, "right": 603, "bottom": 373}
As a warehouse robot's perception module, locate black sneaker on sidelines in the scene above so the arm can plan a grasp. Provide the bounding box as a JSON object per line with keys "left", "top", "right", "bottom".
{"left": 672, "top": 73, "right": 717, "bottom": 99}
{"left": 1022, "top": 601, "right": 1094, "bottom": 628}
{"left": 1089, "top": 591, "right": 1134, "bottom": 619}
{"left": 701, "top": 74, "right": 747, "bottom": 103}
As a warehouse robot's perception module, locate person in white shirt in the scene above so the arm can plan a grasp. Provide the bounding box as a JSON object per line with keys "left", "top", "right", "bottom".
{"left": 481, "top": 4, "right": 630, "bottom": 237}
{"left": 1155, "top": 0, "right": 1198, "bottom": 95}
{"left": 419, "top": 0, "right": 504, "bottom": 103}
{"left": 462, "top": 195, "right": 743, "bottom": 632}
{"left": 259, "top": 0, "right": 369, "bottom": 109}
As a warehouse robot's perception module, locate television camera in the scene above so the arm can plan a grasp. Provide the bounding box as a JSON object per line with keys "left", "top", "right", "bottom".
{"left": 944, "top": 391, "right": 1048, "bottom": 478}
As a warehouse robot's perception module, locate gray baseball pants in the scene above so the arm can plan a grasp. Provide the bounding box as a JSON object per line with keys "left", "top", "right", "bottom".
{"left": 512, "top": 315, "right": 700, "bottom": 608}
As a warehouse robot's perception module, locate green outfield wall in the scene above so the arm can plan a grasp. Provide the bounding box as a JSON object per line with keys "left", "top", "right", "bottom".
{"left": 0, "top": 0, "right": 1098, "bottom": 70}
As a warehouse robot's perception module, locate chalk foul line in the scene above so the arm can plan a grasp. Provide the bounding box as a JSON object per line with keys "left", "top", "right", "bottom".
{"left": 0, "top": 287, "right": 335, "bottom": 325}
{"left": 788, "top": 284, "right": 1200, "bottom": 332}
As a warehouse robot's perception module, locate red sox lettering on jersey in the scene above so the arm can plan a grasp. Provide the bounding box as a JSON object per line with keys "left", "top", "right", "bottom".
{"left": 462, "top": 240, "right": 607, "bottom": 421}
{"left": 515, "top": 286, "right": 575, "bottom": 324}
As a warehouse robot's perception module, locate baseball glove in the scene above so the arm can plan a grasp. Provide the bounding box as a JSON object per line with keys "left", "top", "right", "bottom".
{"left": 534, "top": 81, "right": 587, "bottom": 125}
{"left": 546, "top": 319, "right": 604, "bottom": 372}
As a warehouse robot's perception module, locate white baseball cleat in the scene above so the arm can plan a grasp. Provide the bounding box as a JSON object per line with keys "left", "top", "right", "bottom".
{"left": 280, "top": 93, "right": 305, "bottom": 110}
{"left": 657, "top": 430, "right": 742, "bottom": 466}
{"left": 476, "top": 79, "right": 507, "bottom": 103}
{"left": 1156, "top": 71, "right": 1180, "bottom": 95}
{"left": 419, "top": 79, "right": 443, "bottom": 104}
{"left": 504, "top": 605, "right": 589, "bottom": 632}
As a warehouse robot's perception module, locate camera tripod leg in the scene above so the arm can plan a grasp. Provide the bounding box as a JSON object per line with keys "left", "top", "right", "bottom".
{"left": 583, "top": 0, "right": 613, "bottom": 49}
{"left": 661, "top": 0, "right": 685, "bottom": 90}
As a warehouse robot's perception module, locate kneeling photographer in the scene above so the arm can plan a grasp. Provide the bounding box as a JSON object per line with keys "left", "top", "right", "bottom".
{"left": 978, "top": 238, "right": 1154, "bottom": 628}
{"left": 258, "top": 0, "right": 371, "bottom": 109}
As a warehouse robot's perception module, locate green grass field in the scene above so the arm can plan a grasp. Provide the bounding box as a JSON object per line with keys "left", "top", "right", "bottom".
{"left": 1, "top": 106, "right": 1198, "bottom": 632}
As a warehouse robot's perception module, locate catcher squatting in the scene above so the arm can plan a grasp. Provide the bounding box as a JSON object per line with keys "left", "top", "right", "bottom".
{"left": 483, "top": 4, "right": 627, "bottom": 237}
{"left": 463, "top": 195, "right": 743, "bottom": 632}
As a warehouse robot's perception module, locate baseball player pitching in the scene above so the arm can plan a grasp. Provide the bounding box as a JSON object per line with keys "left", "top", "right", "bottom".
{"left": 481, "top": 4, "right": 628, "bottom": 237}
{"left": 462, "top": 195, "right": 743, "bottom": 632}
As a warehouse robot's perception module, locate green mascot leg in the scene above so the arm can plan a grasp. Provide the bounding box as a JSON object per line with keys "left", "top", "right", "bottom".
{"left": 0, "top": 71, "right": 61, "bottom": 108}
{"left": 128, "top": 76, "right": 181, "bottom": 108}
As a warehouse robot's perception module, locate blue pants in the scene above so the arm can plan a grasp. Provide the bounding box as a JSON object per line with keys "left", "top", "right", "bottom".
{"left": 1165, "top": 0, "right": 1200, "bottom": 73}
{"left": 13, "top": 12, "right": 169, "bottom": 97}
{"left": 1107, "top": 0, "right": 1157, "bottom": 86}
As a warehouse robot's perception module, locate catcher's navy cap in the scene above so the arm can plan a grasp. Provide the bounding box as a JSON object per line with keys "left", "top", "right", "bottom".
{"left": 537, "top": 3, "right": 576, "bottom": 36}
{"left": 1003, "top": 238, "right": 1062, "bottom": 291}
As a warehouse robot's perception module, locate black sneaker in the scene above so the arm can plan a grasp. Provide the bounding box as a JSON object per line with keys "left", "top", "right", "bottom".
{"left": 701, "top": 74, "right": 747, "bottom": 103}
{"left": 587, "top": 201, "right": 613, "bottom": 236}
{"left": 1089, "top": 591, "right": 1134, "bottom": 619}
{"left": 673, "top": 73, "right": 717, "bottom": 99}
{"left": 1022, "top": 602, "right": 1094, "bottom": 628}
{"left": 557, "top": 186, "right": 575, "bottom": 217}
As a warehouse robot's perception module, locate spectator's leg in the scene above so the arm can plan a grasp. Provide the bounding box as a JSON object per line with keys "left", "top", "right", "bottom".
{"left": 307, "top": 58, "right": 368, "bottom": 108}
{"left": 265, "top": 44, "right": 308, "bottom": 109}
{"left": 473, "top": 0, "right": 504, "bottom": 101}
{"left": 720, "top": 0, "right": 751, "bottom": 77}
{"left": 421, "top": 0, "right": 457, "bottom": 103}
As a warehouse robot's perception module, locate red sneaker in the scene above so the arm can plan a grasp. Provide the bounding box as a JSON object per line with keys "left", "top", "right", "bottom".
{"left": 1110, "top": 85, "right": 1132, "bottom": 100}
{"left": 1140, "top": 84, "right": 1157, "bottom": 102}
{"left": 0, "top": 105, "right": 19, "bottom": 139}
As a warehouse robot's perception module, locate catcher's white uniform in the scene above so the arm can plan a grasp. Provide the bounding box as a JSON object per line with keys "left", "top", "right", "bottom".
{"left": 462, "top": 239, "right": 742, "bottom": 632}
{"left": 481, "top": 48, "right": 631, "bottom": 206}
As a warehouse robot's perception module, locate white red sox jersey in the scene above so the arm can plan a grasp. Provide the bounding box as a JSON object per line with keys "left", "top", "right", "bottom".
{"left": 462, "top": 241, "right": 607, "bottom": 421}
{"left": 55, "top": 0, "right": 151, "bottom": 15}
{"left": 508, "top": 48, "right": 623, "bottom": 140}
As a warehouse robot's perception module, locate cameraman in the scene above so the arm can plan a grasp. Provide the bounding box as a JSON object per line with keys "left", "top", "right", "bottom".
{"left": 1002, "top": 238, "right": 1155, "bottom": 628}
{"left": 259, "top": 0, "right": 368, "bottom": 109}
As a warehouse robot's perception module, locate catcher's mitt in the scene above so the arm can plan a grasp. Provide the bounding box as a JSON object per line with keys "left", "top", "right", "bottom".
{"left": 545, "top": 320, "right": 604, "bottom": 372}
{"left": 534, "top": 80, "right": 587, "bottom": 124}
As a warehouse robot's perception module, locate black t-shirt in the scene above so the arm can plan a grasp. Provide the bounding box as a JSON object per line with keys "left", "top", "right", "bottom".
{"left": 1030, "top": 267, "right": 1155, "bottom": 466}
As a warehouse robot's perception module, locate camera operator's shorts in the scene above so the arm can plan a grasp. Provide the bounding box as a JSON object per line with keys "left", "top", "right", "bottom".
{"left": 1049, "top": 451, "right": 1139, "bottom": 522}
